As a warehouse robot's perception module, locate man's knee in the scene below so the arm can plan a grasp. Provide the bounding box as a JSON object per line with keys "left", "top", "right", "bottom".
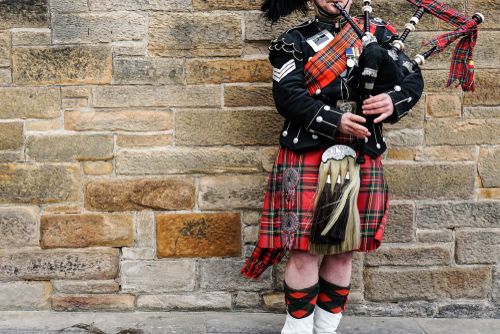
{"left": 288, "top": 251, "right": 319, "bottom": 272}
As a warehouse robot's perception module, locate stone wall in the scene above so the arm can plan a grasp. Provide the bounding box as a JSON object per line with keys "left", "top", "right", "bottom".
{"left": 0, "top": 0, "right": 498, "bottom": 317}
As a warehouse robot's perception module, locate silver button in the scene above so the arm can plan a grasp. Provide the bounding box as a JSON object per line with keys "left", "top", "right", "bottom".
{"left": 312, "top": 134, "right": 318, "bottom": 140}
{"left": 408, "top": 97, "right": 412, "bottom": 102}
{"left": 315, "top": 89, "right": 321, "bottom": 95}
{"left": 382, "top": 137, "right": 386, "bottom": 142}
{"left": 394, "top": 85, "right": 401, "bottom": 92}
{"left": 316, "top": 116, "right": 323, "bottom": 123}
{"left": 324, "top": 105, "right": 331, "bottom": 111}
{"left": 293, "top": 137, "right": 299, "bottom": 144}
{"left": 282, "top": 130, "right": 288, "bottom": 137}
{"left": 365, "top": 137, "right": 369, "bottom": 143}
{"left": 376, "top": 143, "right": 381, "bottom": 149}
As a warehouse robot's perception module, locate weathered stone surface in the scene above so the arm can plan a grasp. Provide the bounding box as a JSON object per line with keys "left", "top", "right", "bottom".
{"left": 0, "top": 207, "right": 39, "bottom": 248}
{"left": 61, "top": 86, "right": 91, "bottom": 98}
{"left": 52, "top": 280, "right": 119, "bottom": 294}
{"left": 235, "top": 291, "right": 261, "bottom": 308}
{"left": 176, "top": 109, "right": 281, "bottom": 146}
{"left": 478, "top": 188, "right": 500, "bottom": 200}
{"left": 464, "top": 106, "right": 500, "bottom": 118}
{"left": 0, "top": 122, "right": 23, "bottom": 150}
{"left": 40, "top": 213, "right": 134, "bottom": 248}
{"left": 426, "top": 119, "right": 500, "bottom": 145}
{"left": 0, "top": 87, "right": 60, "bottom": 119}
{"left": 26, "top": 134, "right": 113, "bottom": 162}
{"left": 199, "top": 259, "right": 273, "bottom": 291}
{"left": 83, "top": 161, "right": 113, "bottom": 175}
{"left": 13, "top": 45, "right": 112, "bottom": 85}
{"left": 186, "top": 59, "right": 271, "bottom": 84}
{"left": 261, "top": 146, "right": 279, "bottom": 172}
{"left": 113, "top": 58, "right": 184, "bottom": 85}
{"left": 365, "top": 244, "right": 452, "bottom": 266}
{"left": 417, "top": 229, "right": 454, "bottom": 243}
{"left": 25, "top": 118, "right": 61, "bottom": 131}
{"left": 52, "top": 12, "right": 146, "bottom": 43}
{"left": 0, "top": 163, "right": 80, "bottom": 204}
{"left": 383, "top": 203, "right": 414, "bottom": 243}
{"left": 0, "top": 31, "right": 10, "bottom": 67}
{"left": 65, "top": 110, "right": 173, "bottom": 132}
{"left": 50, "top": 0, "right": 88, "bottom": 12}
{"left": 385, "top": 129, "right": 424, "bottom": 147}
{"left": 0, "top": 0, "right": 48, "bottom": 29}
{"left": 422, "top": 70, "right": 461, "bottom": 93}
{"left": 157, "top": 213, "right": 241, "bottom": 258}
{"left": 43, "top": 204, "right": 80, "bottom": 214}
{"left": 116, "top": 134, "right": 173, "bottom": 148}
{"left": 112, "top": 41, "right": 147, "bottom": 57}
{"left": 90, "top": 0, "right": 190, "bottom": 11}
{"left": 193, "top": 0, "right": 260, "bottom": 10}
{"left": 224, "top": 84, "right": 274, "bottom": 107}
{"left": 11, "top": 28, "right": 50, "bottom": 45}
{"left": 478, "top": 146, "right": 500, "bottom": 187}
{"left": 120, "top": 260, "right": 195, "bottom": 293}
{"left": 0, "top": 68, "right": 11, "bottom": 85}
{"left": 149, "top": 13, "right": 242, "bottom": 57}
{"left": 417, "top": 201, "right": 500, "bottom": 229}
{"left": 61, "top": 98, "right": 88, "bottom": 109}
{"left": 415, "top": 146, "right": 477, "bottom": 162}
{"left": 455, "top": 229, "right": 500, "bottom": 265}
{"left": 464, "top": 70, "right": 500, "bottom": 106}
{"left": 364, "top": 267, "right": 491, "bottom": 302}
{"left": 198, "top": 175, "right": 267, "bottom": 210}
{"left": 0, "top": 248, "right": 118, "bottom": 280}
{"left": 437, "top": 302, "right": 499, "bottom": 318}
{"left": 345, "top": 301, "right": 437, "bottom": 317}
{"left": 385, "top": 147, "right": 416, "bottom": 161}
{"left": 426, "top": 94, "right": 461, "bottom": 118}
{"left": 92, "top": 85, "right": 219, "bottom": 108}
{"left": 243, "top": 225, "right": 259, "bottom": 244}
{"left": 137, "top": 292, "right": 232, "bottom": 311}
{"left": 384, "top": 163, "right": 476, "bottom": 200}
{"left": 263, "top": 292, "right": 285, "bottom": 311}
{"left": 51, "top": 294, "right": 134, "bottom": 311}
{"left": 85, "top": 178, "right": 194, "bottom": 212}
{"left": 116, "top": 147, "right": 260, "bottom": 175}
{"left": 121, "top": 247, "right": 155, "bottom": 260}
{"left": 244, "top": 12, "right": 309, "bottom": 41}
{"left": 0, "top": 282, "right": 51, "bottom": 310}
{"left": 135, "top": 211, "right": 155, "bottom": 248}
{"left": 467, "top": 0, "right": 499, "bottom": 30}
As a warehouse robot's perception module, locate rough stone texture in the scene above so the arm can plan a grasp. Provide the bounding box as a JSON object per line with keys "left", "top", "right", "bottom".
{"left": 156, "top": 213, "right": 241, "bottom": 258}
{"left": 90, "top": 0, "right": 191, "bottom": 11}
{"left": 0, "top": 32, "right": 10, "bottom": 67}
{"left": 120, "top": 260, "right": 196, "bottom": 293}
{"left": 85, "top": 178, "right": 195, "bottom": 212}
{"left": 0, "top": 122, "right": 23, "bottom": 150}
{"left": 137, "top": 292, "right": 232, "bottom": 311}
{"left": 51, "top": 280, "right": 119, "bottom": 294}
{"left": 198, "top": 175, "right": 267, "bottom": 210}
{"left": 224, "top": 85, "right": 274, "bottom": 107}
{"left": 464, "top": 70, "right": 500, "bottom": 106}
{"left": 263, "top": 293, "right": 285, "bottom": 311}
{"left": 478, "top": 146, "right": 500, "bottom": 187}
{"left": 11, "top": 28, "right": 51, "bottom": 45}
{"left": 384, "top": 163, "right": 476, "bottom": 200}
{"left": 0, "top": 68, "right": 11, "bottom": 85}
{"left": 40, "top": 213, "right": 134, "bottom": 248}
{"left": 51, "top": 294, "right": 134, "bottom": 312}
{"left": 0, "top": 163, "right": 80, "bottom": 204}
{"left": 0, "top": 87, "right": 60, "bottom": 119}
{"left": 244, "top": 12, "right": 309, "bottom": 41}
{"left": 116, "top": 134, "right": 173, "bottom": 148}
{"left": 417, "top": 201, "right": 500, "bottom": 229}
{"left": 193, "top": 0, "right": 260, "bottom": 10}
{"left": 82, "top": 161, "right": 113, "bottom": 175}
{"left": 149, "top": 13, "right": 242, "bottom": 57}
{"left": 234, "top": 291, "right": 262, "bottom": 308}
{"left": 116, "top": 147, "right": 260, "bottom": 175}
{"left": 50, "top": 0, "right": 88, "bottom": 13}
{"left": 415, "top": 146, "right": 477, "bottom": 162}
{"left": 0, "top": 248, "right": 119, "bottom": 280}
{"left": 478, "top": 188, "right": 500, "bottom": 200}
{"left": 52, "top": 12, "right": 146, "bottom": 44}
{"left": 0, "top": 0, "right": 49, "bottom": 29}
{"left": 426, "top": 94, "right": 462, "bottom": 118}
{"left": 0, "top": 207, "right": 39, "bottom": 248}
{"left": 426, "top": 119, "right": 500, "bottom": 145}
{"left": 13, "top": 45, "right": 112, "bottom": 85}
{"left": 113, "top": 58, "right": 184, "bottom": 85}
{"left": 176, "top": 109, "right": 281, "bottom": 146}
{"left": 64, "top": 110, "right": 173, "bottom": 132}
{"left": 26, "top": 134, "right": 113, "bottom": 162}
{"left": 0, "top": 282, "right": 51, "bottom": 310}
{"left": 383, "top": 203, "right": 414, "bottom": 243}
{"left": 365, "top": 244, "right": 452, "bottom": 267}
{"left": 186, "top": 59, "right": 271, "bottom": 84}
{"left": 385, "top": 129, "right": 424, "bottom": 147}
{"left": 417, "top": 229, "right": 454, "bottom": 243}
{"left": 364, "top": 267, "right": 492, "bottom": 302}
{"left": 455, "top": 229, "right": 500, "bottom": 265}
{"left": 437, "top": 302, "right": 499, "bottom": 319}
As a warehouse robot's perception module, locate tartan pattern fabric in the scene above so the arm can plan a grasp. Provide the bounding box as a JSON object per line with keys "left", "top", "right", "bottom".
{"left": 405, "top": 0, "right": 480, "bottom": 91}
{"left": 317, "top": 277, "right": 351, "bottom": 314}
{"left": 284, "top": 281, "right": 320, "bottom": 319}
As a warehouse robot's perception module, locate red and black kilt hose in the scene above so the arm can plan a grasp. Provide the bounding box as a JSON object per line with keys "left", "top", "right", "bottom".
{"left": 242, "top": 137, "right": 390, "bottom": 279}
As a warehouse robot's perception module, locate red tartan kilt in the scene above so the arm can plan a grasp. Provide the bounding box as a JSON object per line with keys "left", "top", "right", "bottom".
{"left": 256, "top": 144, "right": 390, "bottom": 253}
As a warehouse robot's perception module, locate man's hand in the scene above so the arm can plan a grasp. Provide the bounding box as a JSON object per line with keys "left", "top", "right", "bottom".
{"left": 338, "top": 112, "right": 371, "bottom": 139}
{"left": 362, "top": 93, "right": 394, "bottom": 123}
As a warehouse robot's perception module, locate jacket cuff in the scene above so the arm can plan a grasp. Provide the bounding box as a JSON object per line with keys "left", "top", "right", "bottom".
{"left": 384, "top": 85, "right": 413, "bottom": 124}
{"left": 305, "top": 104, "right": 343, "bottom": 140}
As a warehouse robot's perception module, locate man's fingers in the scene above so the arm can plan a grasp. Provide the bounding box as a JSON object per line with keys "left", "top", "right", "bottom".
{"left": 364, "top": 94, "right": 386, "bottom": 104}
{"left": 348, "top": 114, "right": 366, "bottom": 123}
{"left": 374, "top": 113, "right": 389, "bottom": 123}
{"left": 364, "top": 106, "right": 391, "bottom": 115}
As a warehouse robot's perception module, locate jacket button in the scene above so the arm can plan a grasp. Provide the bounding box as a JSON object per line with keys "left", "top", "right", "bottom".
{"left": 316, "top": 116, "right": 323, "bottom": 123}
{"left": 282, "top": 130, "right": 288, "bottom": 137}
{"left": 293, "top": 137, "right": 299, "bottom": 144}
{"left": 315, "top": 89, "right": 321, "bottom": 95}
{"left": 324, "top": 105, "right": 331, "bottom": 111}
{"left": 312, "top": 134, "right": 318, "bottom": 140}
{"left": 394, "top": 85, "right": 402, "bottom": 92}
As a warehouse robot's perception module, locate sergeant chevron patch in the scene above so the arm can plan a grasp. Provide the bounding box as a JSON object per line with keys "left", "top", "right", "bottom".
{"left": 273, "top": 59, "right": 296, "bottom": 82}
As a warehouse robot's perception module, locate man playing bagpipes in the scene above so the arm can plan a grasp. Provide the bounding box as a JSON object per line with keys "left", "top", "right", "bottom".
{"left": 241, "top": 1, "right": 483, "bottom": 333}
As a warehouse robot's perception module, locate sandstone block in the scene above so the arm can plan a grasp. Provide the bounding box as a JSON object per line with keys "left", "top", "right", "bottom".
{"left": 51, "top": 294, "right": 134, "bottom": 312}
{"left": 263, "top": 292, "right": 285, "bottom": 311}
{"left": 383, "top": 203, "right": 414, "bottom": 243}
{"left": 417, "top": 201, "right": 500, "bottom": 229}
{"left": 11, "top": 28, "right": 51, "bottom": 45}
{"left": 135, "top": 211, "right": 155, "bottom": 248}
{"left": 244, "top": 12, "right": 308, "bottom": 41}
{"left": 120, "top": 260, "right": 195, "bottom": 293}
{"left": 52, "top": 280, "right": 119, "bottom": 294}
{"left": 437, "top": 302, "right": 498, "bottom": 318}
{"left": 198, "top": 175, "right": 267, "bottom": 210}
{"left": 41, "top": 213, "right": 134, "bottom": 248}
{"left": 261, "top": 146, "right": 279, "bottom": 172}
{"left": 0, "top": 282, "right": 51, "bottom": 310}
{"left": 116, "top": 147, "right": 260, "bottom": 175}
{"left": 466, "top": 0, "right": 499, "bottom": 30}
{"left": 0, "top": 69, "right": 11, "bottom": 85}
{"left": 365, "top": 244, "right": 452, "bottom": 266}
{"left": 0, "top": 207, "right": 39, "bottom": 248}
{"left": 83, "top": 161, "right": 113, "bottom": 175}
{"left": 385, "top": 129, "right": 424, "bottom": 147}
{"left": 193, "top": 0, "right": 260, "bottom": 10}
{"left": 61, "top": 86, "right": 91, "bottom": 98}
{"left": 52, "top": 12, "right": 146, "bottom": 43}
{"left": 345, "top": 301, "right": 436, "bottom": 317}
{"left": 113, "top": 57, "right": 184, "bottom": 85}
{"left": 422, "top": 70, "right": 461, "bottom": 93}
{"left": 426, "top": 119, "right": 500, "bottom": 145}
{"left": 186, "top": 59, "right": 271, "bottom": 84}
{"left": 478, "top": 146, "right": 500, "bottom": 187}
{"left": 121, "top": 247, "right": 155, "bottom": 260}
{"left": 26, "top": 134, "right": 113, "bottom": 162}
{"left": 0, "top": 31, "right": 10, "bottom": 67}
{"left": 0, "top": 248, "right": 118, "bottom": 280}
{"left": 13, "top": 45, "right": 112, "bottom": 85}
{"left": 25, "top": 118, "right": 61, "bottom": 131}
{"left": 64, "top": 110, "right": 173, "bottom": 132}
{"left": 224, "top": 85, "right": 274, "bottom": 107}
{"left": 464, "top": 70, "right": 500, "bottom": 106}
{"left": 0, "top": 0, "right": 48, "bottom": 29}
{"left": 0, "top": 87, "right": 60, "bottom": 119}
{"left": 50, "top": 0, "right": 88, "bottom": 12}
{"left": 417, "top": 229, "right": 454, "bottom": 243}
{"left": 234, "top": 291, "right": 261, "bottom": 308}
{"left": 426, "top": 93, "right": 461, "bottom": 118}
{"left": 455, "top": 229, "right": 500, "bottom": 264}
{"left": 116, "top": 134, "right": 173, "bottom": 148}
{"left": 112, "top": 41, "right": 147, "bottom": 57}
{"left": 149, "top": 13, "right": 242, "bottom": 57}
{"left": 90, "top": 0, "right": 190, "bottom": 11}
{"left": 0, "top": 163, "right": 80, "bottom": 204}
{"left": 176, "top": 109, "right": 281, "bottom": 146}
{"left": 464, "top": 106, "right": 500, "bottom": 118}
{"left": 384, "top": 162, "right": 476, "bottom": 200}
{"left": 364, "top": 266, "right": 491, "bottom": 302}
{"left": 157, "top": 213, "right": 241, "bottom": 258}
{"left": 415, "top": 146, "right": 477, "bottom": 162}
{"left": 0, "top": 122, "right": 23, "bottom": 150}
{"left": 243, "top": 225, "right": 259, "bottom": 244}
{"left": 478, "top": 188, "right": 500, "bottom": 200}
{"left": 85, "top": 177, "right": 195, "bottom": 212}
{"left": 137, "top": 292, "right": 232, "bottom": 311}
{"left": 385, "top": 147, "right": 416, "bottom": 161}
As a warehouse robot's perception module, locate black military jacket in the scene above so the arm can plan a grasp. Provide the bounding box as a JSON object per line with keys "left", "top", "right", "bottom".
{"left": 270, "top": 16, "right": 424, "bottom": 157}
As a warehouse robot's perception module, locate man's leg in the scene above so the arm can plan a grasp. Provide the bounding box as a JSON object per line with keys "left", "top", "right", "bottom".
{"left": 281, "top": 251, "right": 320, "bottom": 334}
{"left": 313, "top": 251, "right": 353, "bottom": 334}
